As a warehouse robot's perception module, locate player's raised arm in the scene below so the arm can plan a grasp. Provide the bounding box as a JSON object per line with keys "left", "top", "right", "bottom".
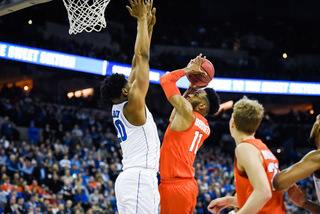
{"left": 124, "top": 0, "right": 150, "bottom": 125}
{"left": 160, "top": 54, "right": 207, "bottom": 126}
{"left": 128, "top": 0, "right": 156, "bottom": 84}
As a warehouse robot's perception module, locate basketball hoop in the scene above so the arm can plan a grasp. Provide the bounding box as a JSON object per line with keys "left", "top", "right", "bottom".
{"left": 62, "top": 0, "right": 111, "bottom": 35}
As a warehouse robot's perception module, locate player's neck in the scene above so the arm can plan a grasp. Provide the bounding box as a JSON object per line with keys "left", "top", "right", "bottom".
{"left": 233, "top": 131, "right": 255, "bottom": 145}
{"left": 113, "top": 97, "right": 128, "bottom": 104}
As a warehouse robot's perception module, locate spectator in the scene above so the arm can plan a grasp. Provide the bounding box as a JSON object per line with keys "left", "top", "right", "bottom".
{"left": 7, "top": 154, "right": 19, "bottom": 177}
{"left": 88, "top": 189, "right": 99, "bottom": 206}
{"left": 61, "top": 168, "right": 74, "bottom": 184}
{"left": 44, "top": 204, "right": 53, "bottom": 214}
{"left": 35, "top": 202, "right": 43, "bottom": 214}
{"left": 59, "top": 155, "right": 71, "bottom": 169}
{"left": 68, "top": 132, "right": 82, "bottom": 157}
{"left": 28, "top": 121, "right": 39, "bottom": 146}
{"left": 70, "top": 164, "right": 80, "bottom": 178}
{"left": 21, "top": 185, "right": 32, "bottom": 202}
{"left": 61, "top": 181, "right": 74, "bottom": 202}
{"left": 4, "top": 195, "right": 16, "bottom": 214}
{"left": 8, "top": 185, "right": 23, "bottom": 200}
{"left": 42, "top": 124, "right": 53, "bottom": 143}
{"left": 6, "top": 141, "right": 18, "bottom": 157}
{"left": 56, "top": 203, "right": 65, "bottom": 214}
{"left": 1, "top": 116, "right": 14, "bottom": 141}
{"left": 0, "top": 136, "right": 10, "bottom": 149}
{"left": 11, "top": 173, "right": 23, "bottom": 192}
{"left": 49, "top": 194, "right": 59, "bottom": 210}
{"left": 26, "top": 204, "right": 34, "bottom": 214}
{"left": 71, "top": 124, "right": 83, "bottom": 139}
{"left": 65, "top": 200, "right": 72, "bottom": 214}
{"left": 1, "top": 176, "right": 13, "bottom": 195}
{"left": 56, "top": 192, "right": 66, "bottom": 207}
{"left": 33, "top": 162, "right": 48, "bottom": 185}
{"left": 0, "top": 148, "right": 9, "bottom": 165}
{"left": 72, "top": 202, "right": 85, "bottom": 214}
{"left": 82, "top": 129, "right": 93, "bottom": 150}
{"left": 90, "top": 126, "right": 100, "bottom": 149}
{"left": 46, "top": 173, "right": 62, "bottom": 194}
{"left": 39, "top": 185, "right": 52, "bottom": 200}
{"left": 55, "top": 124, "right": 65, "bottom": 143}
{"left": 20, "top": 159, "right": 34, "bottom": 183}
{"left": 29, "top": 180, "right": 41, "bottom": 194}
{"left": 53, "top": 148, "right": 64, "bottom": 162}
{"left": 17, "top": 197, "right": 27, "bottom": 214}
{"left": 70, "top": 155, "right": 81, "bottom": 171}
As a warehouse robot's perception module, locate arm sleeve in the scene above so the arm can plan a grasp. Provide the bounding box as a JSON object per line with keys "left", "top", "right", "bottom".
{"left": 160, "top": 69, "right": 186, "bottom": 100}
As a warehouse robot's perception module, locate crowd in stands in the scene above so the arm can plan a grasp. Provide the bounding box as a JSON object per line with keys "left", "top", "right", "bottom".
{"left": 0, "top": 80, "right": 318, "bottom": 214}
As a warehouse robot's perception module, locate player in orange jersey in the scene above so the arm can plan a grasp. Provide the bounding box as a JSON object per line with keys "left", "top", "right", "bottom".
{"left": 208, "top": 96, "right": 286, "bottom": 214}
{"left": 159, "top": 54, "right": 220, "bottom": 214}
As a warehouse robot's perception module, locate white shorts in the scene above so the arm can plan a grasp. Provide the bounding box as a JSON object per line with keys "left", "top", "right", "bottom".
{"left": 115, "top": 168, "right": 160, "bottom": 214}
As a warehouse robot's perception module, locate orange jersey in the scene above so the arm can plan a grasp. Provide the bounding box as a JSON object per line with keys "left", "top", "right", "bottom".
{"left": 160, "top": 111, "right": 210, "bottom": 179}
{"left": 234, "top": 139, "right": 285, "bottom": 213}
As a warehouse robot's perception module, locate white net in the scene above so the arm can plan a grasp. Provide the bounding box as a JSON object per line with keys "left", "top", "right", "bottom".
{"left": 62, "top": 0, "right": 111, "bottom": 35}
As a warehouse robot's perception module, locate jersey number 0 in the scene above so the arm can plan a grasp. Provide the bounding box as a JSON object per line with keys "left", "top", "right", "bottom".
{"left": 115, "top": 120, "right": 127, "bottom": 142}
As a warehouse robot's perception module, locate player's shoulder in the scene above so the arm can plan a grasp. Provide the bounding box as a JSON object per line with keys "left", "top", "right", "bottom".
{"left": 235, "top": 142, "right": 260, "bottom": 158}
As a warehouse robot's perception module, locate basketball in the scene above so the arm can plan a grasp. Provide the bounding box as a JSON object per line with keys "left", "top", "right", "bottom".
{"left": 187, "top": 59, "right": 215, "bottom": 87}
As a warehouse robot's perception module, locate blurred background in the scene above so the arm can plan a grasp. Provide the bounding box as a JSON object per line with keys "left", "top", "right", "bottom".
{"left": 0, "top": 0, "right": 319, "bottom": 213}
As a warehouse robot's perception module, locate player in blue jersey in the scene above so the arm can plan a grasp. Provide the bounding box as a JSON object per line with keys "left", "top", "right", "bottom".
{"left": 100, "top": 0, "right": 160, "bottom": 213}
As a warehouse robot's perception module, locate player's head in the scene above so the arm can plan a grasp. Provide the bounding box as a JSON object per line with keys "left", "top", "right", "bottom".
{"left": 230, "top": 96, "right": 264, "bottom": 136}
{"left": 308, "top": 114, "right": 320, "bottom": 148}
{"left": 187, "top": 88, "right": 220, "bottom": 116}
{"left": 100, "top": 73, "right": 130, "bottom": 103}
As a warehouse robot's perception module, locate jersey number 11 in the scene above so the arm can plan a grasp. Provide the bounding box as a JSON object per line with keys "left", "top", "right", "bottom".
{"left": 189, "top": 131, "right": 203, "bottom": 155}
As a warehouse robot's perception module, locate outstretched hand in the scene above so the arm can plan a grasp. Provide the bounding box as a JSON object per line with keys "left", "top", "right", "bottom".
{"left": 126, "top": 0, "right": 148, "bottom": 19}
{"left": 146, "top": 0, "right": 156, "bottom": 30}
{"left": 185, "top": 53, "right": 207, "bottom": 76}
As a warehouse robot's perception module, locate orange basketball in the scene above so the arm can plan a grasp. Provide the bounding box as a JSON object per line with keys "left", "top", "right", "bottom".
{"left": 187, "top": 59, "right": 215, "bottom": 87}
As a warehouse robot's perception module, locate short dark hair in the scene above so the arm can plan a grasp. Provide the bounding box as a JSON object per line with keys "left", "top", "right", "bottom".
{"left": 204, "top": 88, "right": 220, "bottom": 115}
{"left": 100, "top": 73, "right": 127, "bottom": 102}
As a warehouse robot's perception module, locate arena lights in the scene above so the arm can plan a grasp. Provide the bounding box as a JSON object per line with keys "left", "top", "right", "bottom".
{"left": 282, "top": 53, "right": 287, "bottom": 59}
{"left": 1, "top": 41, "right": 320, "bottom": 96}
{"left": 67, "top": 88, "right": 94, "bottom": 99}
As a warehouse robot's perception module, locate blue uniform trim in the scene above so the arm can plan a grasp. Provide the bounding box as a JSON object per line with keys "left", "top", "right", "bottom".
{"left": 142, "top": 126, "right": 149, "bottom": 168}
{"left": 135, "top": 170, "right": 142, "bottom": 214}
